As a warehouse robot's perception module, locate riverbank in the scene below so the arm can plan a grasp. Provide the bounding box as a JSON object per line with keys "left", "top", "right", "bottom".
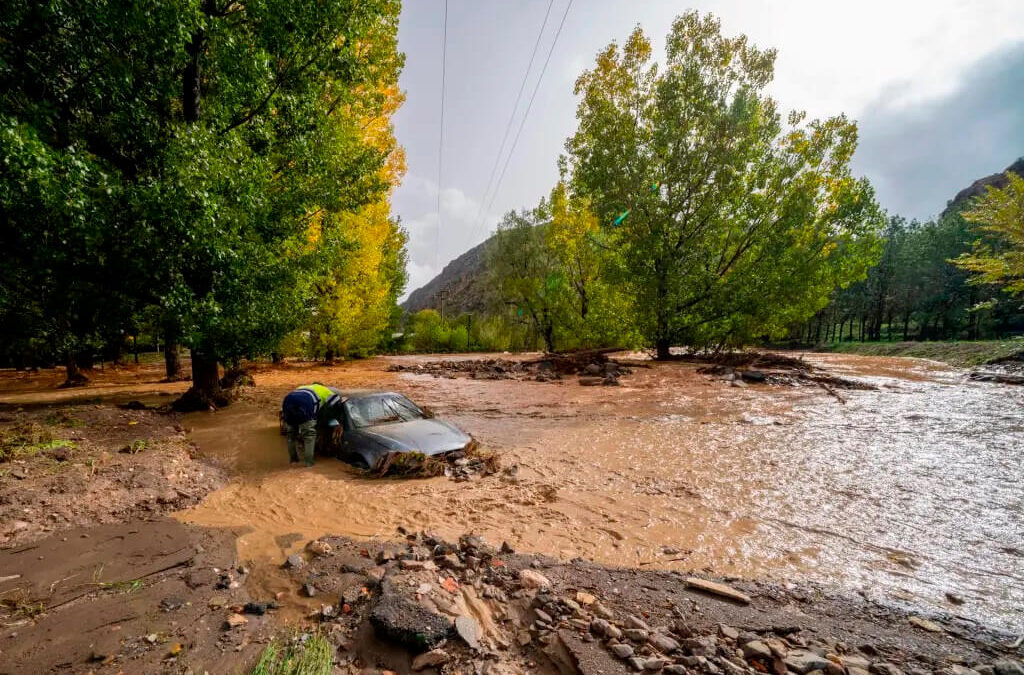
{"left": 814, "top": 340, "right": 1024, "bottom": 368}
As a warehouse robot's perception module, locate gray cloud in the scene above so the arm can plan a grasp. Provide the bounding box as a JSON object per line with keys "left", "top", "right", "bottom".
{"left": 853, "top": 42, "right": 1024, "bottom": 221}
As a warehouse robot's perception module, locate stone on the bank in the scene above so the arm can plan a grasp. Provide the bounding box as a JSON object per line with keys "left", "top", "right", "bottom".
{"left": 650, "top": 634, "right": 680, "bottom": 654}
{"left": 612, "top": 643, "right": 636, "bottom": 659}
{"left": 519, "top": 569, "right": 551, "bottom": 589}
{"left": 645, "top": 658, "right": 667, "bottom": 671}
{"left": 743, "top": 641, "right": 773, "bottom": 661}
{"left": 870, "top": 663, "right": 906, "bottom": 675}
{"left": 579, "top": 376, "right": 604, "bottom": 386}
{"left": 224, "top": 613, "right": 248, "bottom": 629}
{"left": 593, "top": 602, "right": 615, "bottom": 619}
{"left": 590, "top": 618, "right": 611, "bottom": 636}
{"left": 785, "top": 650, "right": 832, "bottom": 674}
{"left": 306, "top": 539, "right": 332, "bottom": 557}
{"left": 666, "top": 667, "right": 688, "bottom": 675}
{"left": 576, "top": 591, "right": 597, "bottom": 605}
{"left": 994, "top": 660, "right": 1024, "bottom": 675}
{"left": 284, "top": 554, "right": 304, "bottom": 569}
{"left": 370, "top": 591, "right": 452, "bottom": 651}
{"left": 683, "top": 636, "right": 718, "bottom": 657}
{"left": 535, "top": 608, "right": 553, "bottom": 624}
{"left": 849, "top": 668, "right": 872, "bottom": 675}
{"left": 626, "top": 615, "right": 650, "bottom": 630}
{"left": 412, "top": 649, "right": 450, "bottom": 671}
{"left": 841, "top": 656, "right": 872, "bottom": 670}
{"left": 719, "top": 624, "right": 739, "bottom": 640}
{"left": 909, "top": 616, "right": 944, "bottom": 633}
{"left": 685, "top": 577, "right": 752, "bottom": 604}
{"left": 455, "top": 615, "right": 482, "bottom": 649}
{"left": 628, "top": 657, "right": 648, "bottom": 671}
{"left": 624, "top": 628, "right": 649, "bottom": 642}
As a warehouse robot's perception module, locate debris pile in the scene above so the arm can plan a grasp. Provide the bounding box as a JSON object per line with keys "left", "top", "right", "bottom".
{"left": 264, "top": 532, "right": 1017, "bottom": 675}
{"left": 691, "top": 352, "right": 875, "bottom": 396}
{"left": 369, "top": 443, "right": 499, "bottom": 481}
{"left": 388, "top": 349, "right": 634, "bottom": 386}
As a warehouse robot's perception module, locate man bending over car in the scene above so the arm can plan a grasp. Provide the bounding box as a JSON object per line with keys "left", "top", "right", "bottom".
{"left": 280, "top": 383, "right": 341, "bottom": 466}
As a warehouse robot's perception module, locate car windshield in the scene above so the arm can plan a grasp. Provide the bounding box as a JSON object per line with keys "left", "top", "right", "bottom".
{"left": 345, "top": 394, "right": 426, "bottom": 428}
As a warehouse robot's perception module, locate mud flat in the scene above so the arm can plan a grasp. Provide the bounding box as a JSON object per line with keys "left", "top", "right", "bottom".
{"left": 0, "top": 353, "right": 1022, "bottom": 673}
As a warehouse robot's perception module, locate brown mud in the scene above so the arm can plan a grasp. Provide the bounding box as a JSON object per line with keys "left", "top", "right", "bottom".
{"left": 0, "top": 352, "right": 1022, "bottom": 674}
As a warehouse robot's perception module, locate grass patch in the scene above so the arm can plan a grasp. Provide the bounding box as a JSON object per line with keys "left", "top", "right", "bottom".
{"left": 250, "top": 633, "right": 332, "bottom": 675}
{"left": 818, "top": 340, "right": 1024, "bottom": 368}
{"left": 0, "top": 421, "right": 75, "bottom": 462}
{"left": 1, "top": 589, "right": 45, "bottom": 619}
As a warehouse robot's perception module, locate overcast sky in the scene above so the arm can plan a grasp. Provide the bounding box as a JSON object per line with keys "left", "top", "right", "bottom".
{"left": 391, "top": 0, "right": 1024, "bottom": 295}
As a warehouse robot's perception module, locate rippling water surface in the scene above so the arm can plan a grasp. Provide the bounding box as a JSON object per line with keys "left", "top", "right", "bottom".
{"left": 177, "top": 352, "right": 1023, "bottom": 632}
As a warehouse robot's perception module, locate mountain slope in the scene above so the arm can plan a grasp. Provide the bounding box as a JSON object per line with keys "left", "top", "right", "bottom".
{"left": 401, "top": 236, "right": 495, "bottom": 316}
{"left": 942, "top": 157, "right": 1024, "bottom": 218}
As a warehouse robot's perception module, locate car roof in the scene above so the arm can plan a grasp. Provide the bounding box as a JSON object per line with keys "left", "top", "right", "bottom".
{"left": 338, "top": 390, "right": 406, "bottom": 401}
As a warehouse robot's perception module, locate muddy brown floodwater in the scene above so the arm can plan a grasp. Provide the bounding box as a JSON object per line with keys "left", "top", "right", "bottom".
{"left": 174, "top": 352, "right": 1024, "bottom": 635}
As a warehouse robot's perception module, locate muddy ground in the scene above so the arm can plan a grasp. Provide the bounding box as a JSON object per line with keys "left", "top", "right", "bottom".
{"left": 0, "top": 356, "right": 1021, "bottom": 674}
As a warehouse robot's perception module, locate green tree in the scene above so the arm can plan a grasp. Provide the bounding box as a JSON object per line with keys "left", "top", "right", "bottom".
{"left": 486, "top": 206, "right": 567, "bottom": 352}
{"left": 565, "top": 14, "right": 884, "bottom": 358}
{"left": 1, "top": 0, "right": 404, "bottom": 400}
{"left": 955, "top": 172, "right": 1024, "bottom": 297}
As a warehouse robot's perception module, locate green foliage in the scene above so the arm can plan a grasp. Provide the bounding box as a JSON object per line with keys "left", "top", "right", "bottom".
{"left": 956, "top": 172, "right": 1024, "bottom": 296}
{"left": 0, "top": 0, "right": 408, "bottom": 389}
{"left": 251, "top": 634, "right": 332, "bottom": 675}
{"left": 565, "top": 13, "right": 884, "bottom": 356}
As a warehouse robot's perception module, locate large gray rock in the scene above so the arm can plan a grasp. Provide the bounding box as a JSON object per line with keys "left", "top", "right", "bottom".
{"left": 455, "top": 615, "right": 482, "bottom": 649}
{"left": 994, "top": 661, "right": 1024, "bottom": 675}
{"left": 612, "top": 643, "right": 636, "bottom": 659}
{"left": 370, "top": 591, "right": 452, "bottom": 651}
{"left": 786, "top": 651, "right": 832, "bottom": 674}
{"left": 650, "top": 633, "right": 680, "bottom": 654}
{"left": 743, "top": 641, "right": 773, "bottom": 661}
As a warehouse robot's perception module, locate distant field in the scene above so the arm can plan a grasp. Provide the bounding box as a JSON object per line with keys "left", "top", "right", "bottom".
{"left": 817, "top": 339, "right": 1024, "bottom": 368}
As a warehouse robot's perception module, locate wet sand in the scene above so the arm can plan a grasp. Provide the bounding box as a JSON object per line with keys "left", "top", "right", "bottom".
{"left": 170, "top": 353, "right": 1024, "bottom": 634}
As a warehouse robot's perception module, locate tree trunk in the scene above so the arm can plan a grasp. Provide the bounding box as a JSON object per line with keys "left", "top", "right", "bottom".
{"left": 61, "top": 353, "right": 89, "bottom": 388}
{"left": 655, "top": 338, "right": 671, "bottom": 360}
{"left": 163, "top": 333, "right": 182, "bottom": 380}
{"left": 173, "top": 349, "right": 226, "bottom": 411}
{"left": 271, "top": 352, "right": 283, "bottom": 364}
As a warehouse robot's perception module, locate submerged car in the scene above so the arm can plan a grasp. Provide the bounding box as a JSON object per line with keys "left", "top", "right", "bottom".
{"left": 324, "top": 390, "right": 472, "bottom": 469}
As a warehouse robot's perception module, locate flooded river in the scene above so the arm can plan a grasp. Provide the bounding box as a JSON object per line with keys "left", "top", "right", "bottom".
{"left": 176, "top": 353, "right": 1024, "bottom": 633}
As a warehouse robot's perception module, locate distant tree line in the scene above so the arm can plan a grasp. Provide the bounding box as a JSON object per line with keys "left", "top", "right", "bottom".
{"left": 797, "top": 176, "right": 1024, "bottom": 345}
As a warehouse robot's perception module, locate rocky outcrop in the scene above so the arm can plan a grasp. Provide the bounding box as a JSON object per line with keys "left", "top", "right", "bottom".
{"left": 942, "top": 157, "right": 1024, "bottom": 219}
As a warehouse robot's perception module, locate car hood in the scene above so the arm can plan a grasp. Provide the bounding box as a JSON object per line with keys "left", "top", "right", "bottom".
{"left": 358, "top": 418, "right": 471, "bottom": 456}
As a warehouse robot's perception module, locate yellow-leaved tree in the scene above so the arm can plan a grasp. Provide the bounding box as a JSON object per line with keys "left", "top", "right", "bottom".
{"left": 954, "top": 172, "right": 1024, "bottom": 297}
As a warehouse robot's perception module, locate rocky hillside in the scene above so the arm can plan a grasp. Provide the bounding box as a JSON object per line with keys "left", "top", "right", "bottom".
{"left": 942, "top": 157, "right": 1024, "bottom": 218}
{"left": 401, "top": 235, "right": 496, "bottom": 316}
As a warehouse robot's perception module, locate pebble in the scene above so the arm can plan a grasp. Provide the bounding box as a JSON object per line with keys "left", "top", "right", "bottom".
{"left": 994, "top": 660, "right": 1024, "bottom": 675}
{"left": 624, "top": 629, "right": 650, "bottom": 642}
{"left": 412, "top": 649, "right": 449, "bottom": 671}
{"left": 645, "top": 658, "right": 667, "bottom": 671}
{"left": 519, "top": 569, "right": 551, "bottom": 590}
{"left": 743, "top": 641, "right": 773, "bottom": 661}
{"left": 909, "top": 616, "right": 944, "bottom": 633}
{"left": 455, "top": 615, "right": 482, "bottom": 650}
{"left": 576, "top": 591, "right": 597, "bottom": 605}
{"left": 666, "top": 667, "right": 687, "bottom": 675}
{"left": 627, "top": 657, "right": 648, "bottom": 671}
{"left": 535, "top": 609, "right": 553, "bottom": 624}
{"left": 593, "top": 602, "right": 615, "bottom": 619}
{"left": 224, "top": 613, "right": 248, "bottom": 629}
{"left": 283, "top": 554, "right": 304, "bottom": 569}
{"left": 719, "top": 624, "right": 739, "bottom": 640}
{"left": 649, "top": 634, "right": 680, "bottom": 654}
{"left": 626, "top": 615, "right": 650, "bottom": 630}
{"left": 786, "top": 650, "right": 832, "bottom": 674}
{"left": 842, "top": 657, "right": 873, "bottom": 670}
{"left": 612, "top": 644, "right": 636, "bottom": 659}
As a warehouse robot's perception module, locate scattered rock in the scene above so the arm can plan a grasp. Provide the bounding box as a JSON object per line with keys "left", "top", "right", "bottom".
{"left": 370, "top": 591, "right": 452, "bottom": 651}
{"left": 994, "top": 660, "right": 1024, "bottom": 675}
{"left": 519, "top": 569, "right": 551, "bottom": 590}
{"left": 719, "top": 624, "right": 739, "bottom": 640}
{"left": 743, "top": 641, "right": 773, "bottom": 661}
{"left": 624, "top": 629, "right": 649, "bottom": 642}
{"left": 576, "top": 591, "right": 596, "bottom": 605}
{"left": 612, "top": 643, "right": 637, "bottom": 659}
{"left": 306, "top": 539, "right": 332, "bottom": 557}
{"left": 650, "top": 634, "right": 680, "bottom": 653}
{"left": 455, "top": 615, "right": 482, "bottom": 650}
{"left": 283, "top": 554, "right": 304, "bottom": 569}
{"left": 909, "top": 616, "right": 944, "bottom": 633}
{"left": 302, "top": 583, "right": 317, "bottom": 598}
{"left": 224, "top": 613, "right": 248, "bottom": 630}
{"left": 786, "top": 650, "right": 832, "bottom": 674}
{"left": 628, "top": 657, "right": 648, "bottom": 671}
{"left": 626, "top": 615, "right": 650, "bottom": 630}
{"left": 412, "top": 649, "right": 450, "bottom": 671}
{"left": 945, "top": 592, "right": 965, "bottom": 605}
{"left": 645, "top": 657, "right": 667, "bottom": 671}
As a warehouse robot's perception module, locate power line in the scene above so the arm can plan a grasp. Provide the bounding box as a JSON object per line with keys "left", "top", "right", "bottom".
{"left": 478, "top": 0, "right": 574, "bottom": 237}
{"left": 472, "top": 0, "right": 555, "bottom": 232}
{"left": 434, "top": 0, "right": 449, "bottom": 272}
